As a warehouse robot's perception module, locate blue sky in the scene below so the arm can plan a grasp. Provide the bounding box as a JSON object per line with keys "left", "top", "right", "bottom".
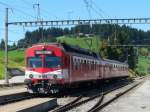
{"left": 0, "top": 0, "right": 150, "bottom": 44}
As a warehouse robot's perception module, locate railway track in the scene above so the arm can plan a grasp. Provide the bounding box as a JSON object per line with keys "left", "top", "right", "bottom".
{"left": 0, "top": 77, "right": 143, "bottom": 112}
{"left": 51, "top": 78, "right": 144, "bottom": 112}
{"left": 0, "top": 92, "right": 37, "bottom": 105}
{"left": 0, "top": 92, "right": 57, "bottom": 112}
{"left": 88, "top": 80, "right": 144, "bottom": 112}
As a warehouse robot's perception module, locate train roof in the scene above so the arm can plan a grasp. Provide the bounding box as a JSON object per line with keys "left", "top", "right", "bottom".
{"left": 103, "top": 59, "right": 127, "bottom": 66}
{"left": 29, "top": 42, "right": 100, "bottom": 59}
{"left": 61, "top": 43, "right": 100, "bottom": 59}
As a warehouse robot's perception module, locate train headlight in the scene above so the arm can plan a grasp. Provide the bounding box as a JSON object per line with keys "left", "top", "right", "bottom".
{"left": 29, "top": 74, "right": 33, "bottom": 78}
{"left": 53, "top": 75, "right": 57, "bottom": 79}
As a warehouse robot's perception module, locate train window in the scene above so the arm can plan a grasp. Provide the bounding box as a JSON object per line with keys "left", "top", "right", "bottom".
{"left": 78, "top": 59, "right": 80, "bottom": 64}
{"left": 27, "top": 57, "right": 42, "bottom": 68}
{"left": 74, "top": 58, "right": 76, "bottom": 63}
{"left": 74, "top": 59, "right": 80, "bottom": 70}
{"left": 73, "top": 58, "right": 76, "bottom": 70}
{"left": 44, "top": 56, "right": 61, "bottom": 68}
{"left": 78, "top": 59, "right": 81, "bottom": 70}
{"left": 94, "top": 61, "right": 96, "bottom": 70}
{"left": 113, "top": 65, "right": 115, "bottom": 68}
{"left": 92, "top": 61, "right": 94, "bottom": 70}
{"left": 73, "top": 62, "right": 75, "bottom": 70}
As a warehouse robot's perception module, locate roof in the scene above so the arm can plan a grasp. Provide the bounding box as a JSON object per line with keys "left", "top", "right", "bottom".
{"left": 61, "top": 43, "right": 99, "bottom": 59}
{"left": 103, "top": 59, "right": 127, "bottom": 65}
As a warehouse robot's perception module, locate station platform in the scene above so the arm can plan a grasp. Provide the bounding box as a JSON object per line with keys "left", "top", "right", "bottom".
{"left": 0, "top": 98, "right": 57, "bottom": 112}
{"left": 0, "top": 87, "right": 26, "bottom": 96}
{"left": 0, "top": 76, "right": 26, "bottom": 96}
{"left": 0, "top": 76, "right": 25, "bottom": 85}
{"left": 101, "top": 77, "right": 150, "bottom": 112}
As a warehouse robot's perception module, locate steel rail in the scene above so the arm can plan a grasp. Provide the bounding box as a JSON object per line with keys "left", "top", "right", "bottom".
{"left": 89, "top": 80, "right": 144, "bottom": 112}
{"left": 52, "top": 95, "right": 83, "bottom": 112}
{"left": 0, "top": 93, "right": 37, "bottom": 105}
{"left": 53, "top": 80, "right": 133, "bottom": 112}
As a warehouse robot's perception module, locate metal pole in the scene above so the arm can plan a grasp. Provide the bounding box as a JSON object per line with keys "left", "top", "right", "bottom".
{"left": 126, "top": 47, "right": 128, "bottom": 64}
{"left": 5, "top": 8, "right": 9, "bottom": 84}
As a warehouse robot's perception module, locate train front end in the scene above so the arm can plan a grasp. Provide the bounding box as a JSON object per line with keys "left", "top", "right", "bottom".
{"left": 24, "top": 44, "right": 66, "bottom": 93}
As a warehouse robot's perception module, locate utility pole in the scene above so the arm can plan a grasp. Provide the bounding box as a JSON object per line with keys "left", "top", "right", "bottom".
{"left": 126, "top": 47, "right": 129, "bottom": 64}
{"left": 33, "top": 3, "right": 41, "bottom": 21}
{"left": 5, "top": 8, "right": 9, "bottom": 84}
{"left": 33, "top": 3, "right": 44, "bottom": 42}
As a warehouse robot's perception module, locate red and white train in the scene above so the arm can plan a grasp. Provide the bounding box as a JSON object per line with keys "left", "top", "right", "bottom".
{"left": 24, "top": 43, "right": 128, "bottom": 93}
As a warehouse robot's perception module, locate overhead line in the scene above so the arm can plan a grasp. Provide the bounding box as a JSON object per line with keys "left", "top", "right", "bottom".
{"left": 0, "top": 1, "right": 35, "bottom": 19}
{"left": 91, "top": 0, "right": 109, "bottom": 18}
{"left": 0, "top": 1, "right": 11, "bottom": 8}
{"left": 7, "top": 18, "right": 150, "bottom": 27}
{"left": 40, "top": 8, "right": 58, "bottom": 19}
{"left": 90, "top": 6, "right": 104, "bottom": 18}
{"left": 21, "top": 0, "right": 58, "bottom": 20}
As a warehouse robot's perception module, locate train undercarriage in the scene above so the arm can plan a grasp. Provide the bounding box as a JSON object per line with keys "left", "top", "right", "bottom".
{"left": 24, "top": 79, "right": 63, "bottom": 94}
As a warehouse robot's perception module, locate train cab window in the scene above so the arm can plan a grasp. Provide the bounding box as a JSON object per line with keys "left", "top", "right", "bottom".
{"left": 44, "top": 56, "right": 61, "bottom": 68}
{"left": 27, "top": 57, "right": 42, "bottom": 68}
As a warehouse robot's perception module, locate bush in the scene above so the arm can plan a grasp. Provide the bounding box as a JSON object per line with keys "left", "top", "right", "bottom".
{"left": 135, "top": 70, "right": 146, "bottom": 76}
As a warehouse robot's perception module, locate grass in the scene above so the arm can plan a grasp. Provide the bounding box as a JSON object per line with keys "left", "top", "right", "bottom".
{"left": 0, "top": 50, "right": 25, "bottom": 79}
{"left": 136, "top": 56, "right": 150, "bottom": 75}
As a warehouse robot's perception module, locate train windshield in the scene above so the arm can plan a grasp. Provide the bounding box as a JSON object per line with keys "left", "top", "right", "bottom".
{"left": 27, "top": 57, "right": 42, "bottom": 68}
{"left": 44, "top": 56, "right": 61, "bottom": 68}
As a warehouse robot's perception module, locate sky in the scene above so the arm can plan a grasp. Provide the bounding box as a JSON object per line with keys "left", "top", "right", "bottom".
{"left": 0, "top": 0, "right": 150, "bottom": 44}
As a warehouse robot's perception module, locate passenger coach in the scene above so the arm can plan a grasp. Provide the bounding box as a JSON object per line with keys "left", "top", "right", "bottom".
{"left": 24, "top": 43, "right": 128, "bottom": 93}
